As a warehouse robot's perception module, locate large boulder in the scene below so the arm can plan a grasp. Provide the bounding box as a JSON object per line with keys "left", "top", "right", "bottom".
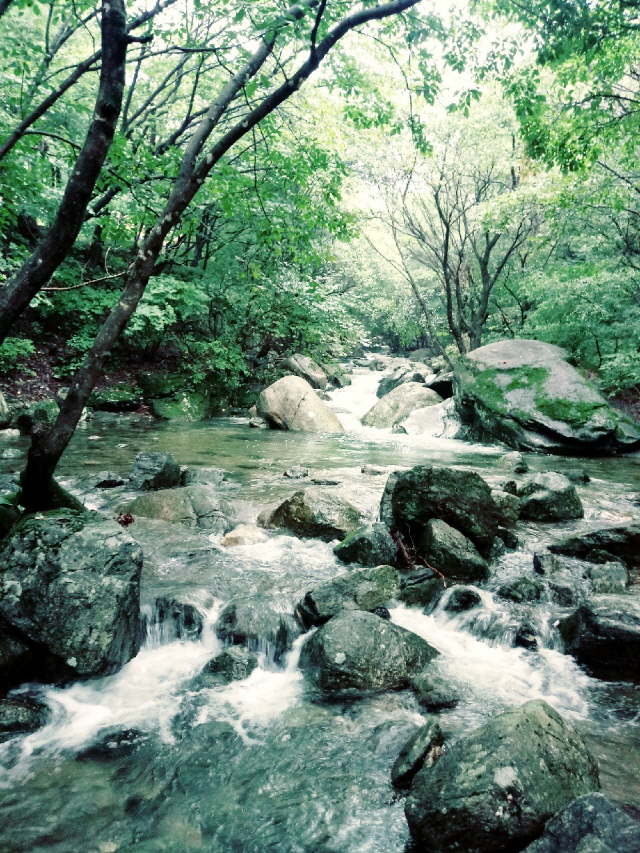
{"left": 549, "top": 524, "right": 640, "bottom": 571}
{"left": 420, "top": 519, "right": 489, "bottom": 583}
{"left": 281, "top": 354, "right": 328, "bottom": 390}
{"left": 333, "top": 522, "right": 398, "bottom": 567}
{"left": 391, "top": 720, "right": 444, "bottom": 788}
{"left": 261, "top": 488, "right": 361, "bottom": 541}
{"left": 405, "top": 699, "right": 600, "bottom": 853}
{"left": 124, "top": 485, "right": 231, "bottom": 533}
{"left": 149, "top": 390, "right": 210, "bottom": 421}
{"left": 256, "top": 376, "right": 342, "bottom": 432}
{"left": 393, "top": 398, "right": 465, "bottom": 439}
{"left": 88, "top": 384, "right": 142, "bottom": 412}
{"left": 295, "top": 565, "right": 400, "bottom": 629}
{"left": 380, "top": 465, "right": 500, "bottom": 557}
{"left": 518, "top": 473, "right": 584, "bottom": 521}
{"left": 216, "top": 596, "right": 300, "bottom": 663}
{"left": 299, "top": 610, "right": 438, "bottom": 697}
{"left": 129, "top": 451, "right": 181, "bottom": 491}
{"left": 376, "top": 365, "right": 435, "bottom": 399}
{"left": 362, "top": 383, "right": 442, "bottom": 428}
{"left": 521, "top": 793, "right": 640, "bottom": 853}
{"left": 454, "top": 338, "right": 640, "bottom": 453}
{"left": 558, "top": 595, "right": 640, "bottom": 679}
{"left": 0, "top": 510, "right": 142, "bottom": 681}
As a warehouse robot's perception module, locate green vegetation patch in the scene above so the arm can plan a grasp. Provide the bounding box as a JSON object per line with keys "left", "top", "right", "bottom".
{"left": 535, "top": 395, "right": 614, "bottom": 429}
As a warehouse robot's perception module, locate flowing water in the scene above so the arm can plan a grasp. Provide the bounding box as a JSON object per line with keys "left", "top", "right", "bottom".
{"left": 1, "top": 356, "right": 640, "bottom": 852}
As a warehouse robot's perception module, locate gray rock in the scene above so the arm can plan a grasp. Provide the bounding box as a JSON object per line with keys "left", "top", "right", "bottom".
{"left": 491, "top": 489, "right": 521, "bottom": 528}
{"left": 376, "top": 365, "right": 435, "bottom": 399}
{"left": 398, "top": 570, "right": 446, "bottom": 611}
{"left": 391, "top": 720, "right": 444, "bottom": 788}
{"left": 196, "top": 647, "right": 259, "bottom": 688}
{"left": 362, "top": 383, "right": 442, "bottom": 428}
{"left": 216, "top": 596, "right": 300, "bottom": 663}
{"left": 420, "top": 519, "right": 490, "bottom": 583}
{"left": 499, "top": 451, "right": 529, "bottom": 473}
{"left": 521, "top": 793, "right": 640, "bottom": 853}
{"left": 518, "top": 473, "right": 584, "bottom": 521}
{"left": 498, "top": 577, "right": 544, "bottom": 604}
{"left": 153, "top": 597, "right": 203, "bottom": 641}
{"left": 129, "top": 452, "right": 181, "bottom": 491}
{"left": 295, "top": 565, "right": 400, "bottom": 629}
{"left": 261, "top": 488, "right": 361, "bottom": 541}
{"left": 221, "top": 524, "right": 269, "bottom": 547}
{"left": 333, "top": 522, "right": 398, "bottom": 567}
{"left": 361, "top": 464, "right": 388, "bottom": 476}
{"left": 182, "top": 466, "right": 226, "bottom": 487}
{"left": 454, "top": 338, "right": 640, "bottom": 453}
{"left": 584, "top": 561, "right": 627, "bottom": 594}
{"left": 410, "top": 671, "right": 460, "bottom": 711}
{"left": 548, "top": 575, "right": 583, "bottom": 607}
{"left": 78, "top": 470, "right": 126, "bottom": 490}
{"left": 559, "top": 595, "right": 640, "bottom": 679}
{"left": 0, "top": 695, "right": 49, "bottom": 742}
{"left": 257, "top": 376, "right": 343, "bottom": 432}
{"left": 299, "top": 610, "right": 439, "bottom": 697}
{"left": 534, "top": 551, "right": 568, "bottom": 575}
{"left": 564, "top": 468, "right": 591, "bottom": 484}
{"left": 0, "top": 510, "right": 142, "bottom": 681}
{"left": 549, "top": 524, "right": 640, "bottom": 569}
{"left": 380, "top": 464, "right": 500, "bottom": 557}
{"left": 281, "top": 354, "right": 328, "bottom": 390}
{"left": 442, "top": 585, "right": 482, "bottom": 613}
{"left": 394, "top": 398, "right": 465, "bottom": 439}
{"left": 406, "top": 699, "right": 600, "bottom": 853}
{"left": 124, "top": 485, "right": 231, "bottom": 532}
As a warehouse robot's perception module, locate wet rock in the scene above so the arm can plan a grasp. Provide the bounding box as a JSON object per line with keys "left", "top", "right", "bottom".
{"left": 195, "top": 647, "right": 259, "bottom": 688}
{"left": 323, "top": 363, "right": 351, "bottom": 388}
{"left": 283, "top": 466, "right": 309, "bottom": 479}
{"left": 548, "top": 576, "right": 583, "bottom": 608}
{"left": 281, "top": 354, "right": 329, "bottom": 390}
{"left": 497, "top": 528, "right": 519, "bottom": 550}
{"left": 534, "top": 551, "right": 567, "bottom": 575}
{"left": 398, "top": 570, "right": 446, "bottom": 611}
{"left": 154, "top": 597, "right": 203, "bottom": 641}
{"left": 88, "top": 384, "right": 142, "bottom": 412}
{"left": 15, "top": 398, "right": 59, "bottom": 434}
{"left": 295, "top": 565, "right": 400, "bottom": 629}
{"left": 499, "top": 451, "right": 529, "bottom": 474}
{"left": 491, "top": 490, "right": 521, "bottom": 530}
{"left": 564, "top": 468, "right": 591, "bottom": 485}
{"left": 521, "top": 792, "right": 640, "bottom": 853}
{"left": 393, "top": 398, "right": 465, "bottom": 439}
{"left": 515, "top": 623, "right": 539, "bottom": 650}
{"left": 518, "top": 473, "right": 584, "bottom": 522}
{"left": 299, "top": 610, "right": 438, "bottom": 697}
{"left": 261, "top": 488, "right": 361, "bottom": 542}
{"left": 257, "top": 375, "right": 342, "bottom": 432}
{"left": 454, "top": 338, "right": 640, "bottom": 453}
{"left": 129, "top": 452, "right": 182, "bottom": 491}
{"left": 124, "top": 485, "right": 231, "bottom": 533}
{"left": 420, "top": 519, "right": 490, "bottom": 583}
{"left": 333, "top": 523, "right": 398, "bottom": 567}
{"left": 376, "top": 365, "right": 434, "bottom": 399}
{"left": 410, "top": 671, "right": 460, "bottom": 711}
{"left": 498, "top": 577, "right": 544, "bottom": 604}
{"left": 558, "top": 596, "right": 640, "bottom": 679}
{"left": 584, "top": 561, "right": 628, "bottom": 594}
{"left": 216, "top": 596, "right": 300, "bottom": 663}
{"left": 549, "top": 524, "right": 640, "bottom": 570}
{"left": 0, "top": 695, "right": 50, "bottom": 742}
{"left": 222, "top": 524, "right": 269, "bottom": 547}
{"left": 249, "top": 417, "right": 266, "bottom": 428}
{"left": 361, "top": 464, "right": 388, "bottom": 476}
{"left": 182, "top": 466, "right": 226, "bottom": 487}
{"left": 362, "top": 383, "right": 442, "bottom": 429}
{"left": 79, "top": 470, "right": 127, "bottom": 490}
{"left": 391, "top": 720, "right": 444, "bottom": 788}
{"left": 442, "top": 585, "right": 482, "bottom": 613}
{"left": 149, "top": 390, "right": 210, "bottom": 421}
{"left": 380, "top": 464, "right": 500, "bottom": 558}
{"left": 0, "top": 510, "right": 142, "bottom": 681}
{"left": 405, "top": 699, "right": 600, "bottom": 853}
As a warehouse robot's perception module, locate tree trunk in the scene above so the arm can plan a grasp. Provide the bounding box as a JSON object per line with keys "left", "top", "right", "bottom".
{"left": 0, "top": 0, "right": 129, "bottom": 347}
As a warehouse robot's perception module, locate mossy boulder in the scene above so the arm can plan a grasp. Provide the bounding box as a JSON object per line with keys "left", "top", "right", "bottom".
{"left": 261, "top": 488, "right": 361, "bottom": 541}
{"left": 454, "top": 339, "right": 640, "bottom": 454}
{"left": 333, "top": 522, "right": 398, "bottom": 567}
{"left": 406, "top": 699, "right": 600, "bottom": 853}
{"left": 14, "top": 398, "right": 59, "bottom": 434}
{"left": 518, "top": 473, "right": 584, "bottom": 522}
{"left": 149, "top": 390, "right": 210, "bottom": 421}
{"left": 420, "top": 519, "right": 490, "bottom": 583}
{"left": 124, "top": 485, "right": 231, "bottom": 532}
{"left": 88, "top": 384, "right": 142, "bottom": 412}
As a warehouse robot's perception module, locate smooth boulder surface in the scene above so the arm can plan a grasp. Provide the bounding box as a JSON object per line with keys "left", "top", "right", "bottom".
{"left": 518, "top": 472, "right": 584, "bottom": 521}
{"left": 376, "top": 364, "right": 435, "bottom": 399}
{"left": 129, "top": 452, "right": 182, "bottom": 491}
{"left": 257, "top": 376, "right": 342, "bottom": 432}
{"left": 281, "top": 354, "right": 328, "bottom": 390}
{"left": 295, "top": 565, "right": 400, "bottom": 629}
{"left": 380, "top": 465, "right": 500, "bottom": 557}
{"left": 299, "top": 610, "right": 438, "bottom": 697}
{"left": 261, "top": 488, "right": 361, "bottom": 541}
{"left": 0, "top": 510, "right": 142, "bottom": 681}
{"left": 406, "top": 699, "right": 600, "bottom": 853}
{"left": 521, "top": 793, "right": 640, "bottom": 853}
{"left": 333, "top": 522, "right": 398, "bottom": 567}
{"left": 558, "top": 595, "right": 640, "bottom": 679}
{"left": 454, "top": 338, "right": 640, "bottom": 453}
{"left": 222, "top": 524, "right": 269, "bottom": 547}
{"left": 124, "top": 485, "right": 231, "bottom": 532}
{"left": 420, "top": 519, "right": 489, "bottom": 583}
{"left": 362, "top": 382, "right": 442, "bottom": 429}
{"left": 394, "top": 398, "right": 465, "bottom": 439}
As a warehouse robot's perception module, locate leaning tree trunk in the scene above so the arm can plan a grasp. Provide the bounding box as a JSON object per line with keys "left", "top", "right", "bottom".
{"left": 19, "top": 0, "right": 422, "bottom": 512}
{"left": 0, "top": 0, "right": 130, "bottom": 346}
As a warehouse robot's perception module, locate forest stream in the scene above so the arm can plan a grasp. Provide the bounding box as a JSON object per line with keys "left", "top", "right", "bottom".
{"left": 1, "top": 355, "right": 639, "bottom": 853}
